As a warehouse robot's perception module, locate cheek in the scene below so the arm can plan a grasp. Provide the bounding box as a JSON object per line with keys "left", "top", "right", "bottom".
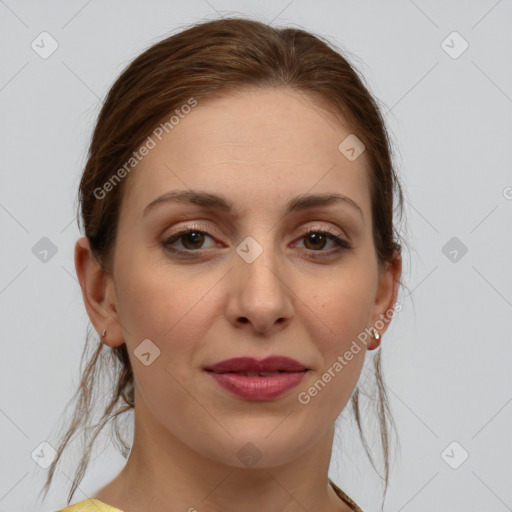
{"left": 114, "top": 253, "right": 219, "bottom": 371}
{"left": 114, "top": 261, "right": 211, "bottom": 416}
{"left": 116, "top": 248, "right": 197, "bottom": 333}
{"left": 296, "top": 269, "right": 374, "bottom": 414}
{"left": 307, "top": 267, "right": 375, "bottom": 349}
{"left": 323, "top": 288, "right": 372, "bottom": 344}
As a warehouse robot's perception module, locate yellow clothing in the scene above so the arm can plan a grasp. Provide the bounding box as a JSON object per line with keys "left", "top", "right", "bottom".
{"left": 58, "top": 499, "right": 123, "bottom": 512}
{"left": 57, "top": 479, "right": 363, "bottom": 511}
{"left": 57, "top": 499, "right": 122, "bottom": 512}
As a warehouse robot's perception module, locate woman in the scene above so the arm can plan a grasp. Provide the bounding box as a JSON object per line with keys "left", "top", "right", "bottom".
{"left": 43, "top": 16, "right": 405, "bottom": 512}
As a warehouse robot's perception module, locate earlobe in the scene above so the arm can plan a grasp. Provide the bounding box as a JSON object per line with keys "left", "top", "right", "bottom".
{"left": 74, "top": 236, "right": 125, "bottom": 347}
{"left": 369, "top": 252, "right": 402, "bottom": 346}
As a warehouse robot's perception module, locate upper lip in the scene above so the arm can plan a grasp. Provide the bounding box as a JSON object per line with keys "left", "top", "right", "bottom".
{"left": 204, "top": 356, "right": 308, "bottom": 373}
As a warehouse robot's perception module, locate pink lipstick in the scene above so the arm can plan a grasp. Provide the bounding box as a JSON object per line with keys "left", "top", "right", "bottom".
{"left": 204, "top": 356, "right": 309, "bottom": 401}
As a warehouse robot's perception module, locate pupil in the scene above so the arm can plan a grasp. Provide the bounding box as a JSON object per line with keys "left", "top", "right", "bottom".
{"left": 306, "top": 233, "right": 325, "bottom": 250}
{"left": 183, "top": 231, "right": 204, "bottom": 249}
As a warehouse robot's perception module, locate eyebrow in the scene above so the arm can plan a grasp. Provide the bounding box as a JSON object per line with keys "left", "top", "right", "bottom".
{"left": 143, "top": 190, "right": 364, "bottom": 220}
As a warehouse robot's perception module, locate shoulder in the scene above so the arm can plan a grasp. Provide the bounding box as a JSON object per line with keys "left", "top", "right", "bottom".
{"left": 56, "top": 498, "right": 124, "bottom": 512}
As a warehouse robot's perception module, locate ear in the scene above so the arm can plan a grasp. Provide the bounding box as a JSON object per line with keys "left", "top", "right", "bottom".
{"left": 74, "top": 236, "right": 124, "bottom": 348}
{"left": 368, "top": 250, "right": 402, "bottom": 349}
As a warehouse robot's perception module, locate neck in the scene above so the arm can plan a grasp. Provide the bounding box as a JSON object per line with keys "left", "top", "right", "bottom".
{"left": 93, "top": 390, "right": 350, "bottom": 512}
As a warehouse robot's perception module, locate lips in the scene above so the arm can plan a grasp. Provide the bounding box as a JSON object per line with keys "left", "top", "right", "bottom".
{"left": 204, "top": 356, "right": 309, "bottom": 401}
{"left": 203, "top": 356, "right": 308, "bottom": 374}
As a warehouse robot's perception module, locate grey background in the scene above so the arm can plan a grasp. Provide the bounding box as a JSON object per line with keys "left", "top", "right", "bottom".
{"left": 1, "top": 1, "right": 511, "bottom": 511}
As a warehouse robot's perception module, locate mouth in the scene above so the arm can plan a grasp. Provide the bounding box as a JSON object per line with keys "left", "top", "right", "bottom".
{"left": 203, "top": 356, "right": 309, "bottom": 401}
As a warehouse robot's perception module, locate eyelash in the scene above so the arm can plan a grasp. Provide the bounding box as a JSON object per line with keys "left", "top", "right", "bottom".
{"left": 162, "top": 224, "right": 352, "bottom": 259}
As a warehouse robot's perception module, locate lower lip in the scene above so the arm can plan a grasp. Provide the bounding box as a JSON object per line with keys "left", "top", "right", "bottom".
{"left": 206, "top": 371, "right": 308, "bottom": 401}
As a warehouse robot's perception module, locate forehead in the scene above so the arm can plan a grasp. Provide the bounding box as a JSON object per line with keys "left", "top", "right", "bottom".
{"left": 120, "top": 87, "right": 371, "bottom": 220}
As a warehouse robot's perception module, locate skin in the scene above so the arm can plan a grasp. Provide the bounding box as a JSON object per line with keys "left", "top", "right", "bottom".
{"left": 75, "top": 87, "right": 401, "bottom": 512}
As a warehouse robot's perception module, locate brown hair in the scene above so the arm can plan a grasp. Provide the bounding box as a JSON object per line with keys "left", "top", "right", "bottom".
{"left": 41, "top": 16, "right": 406, "bottom": 510}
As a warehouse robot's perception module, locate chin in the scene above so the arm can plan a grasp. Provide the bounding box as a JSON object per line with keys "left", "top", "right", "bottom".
{"left": 196, "top": 426, "right": 318, "bottom": 469}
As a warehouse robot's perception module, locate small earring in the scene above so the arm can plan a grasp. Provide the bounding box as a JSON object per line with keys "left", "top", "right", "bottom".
{"left": 101, "top": 328, "right": 106, "bottom": 337}
{"left": 371, "top": 327, "right": 381, "bottom": 349}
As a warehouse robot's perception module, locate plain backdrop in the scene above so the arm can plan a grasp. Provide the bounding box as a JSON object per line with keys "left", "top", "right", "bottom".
{"left": 1, "top": 1, "right": 511, "bottom": 511}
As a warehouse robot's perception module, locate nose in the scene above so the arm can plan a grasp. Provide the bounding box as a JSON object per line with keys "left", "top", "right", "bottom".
{"left": 225, "top": 236, "right": 294, "bottom": 336}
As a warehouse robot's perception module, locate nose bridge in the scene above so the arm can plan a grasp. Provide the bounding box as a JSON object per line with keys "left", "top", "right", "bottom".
{"left": 236, "top": 231, "right": 282, "bottom": 294}
{"left": 229, "top": 230, "right": 293, "bottom": 332}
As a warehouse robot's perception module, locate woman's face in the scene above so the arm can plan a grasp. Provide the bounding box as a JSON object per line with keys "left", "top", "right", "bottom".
{"left": 97, "top": 87, "right": 400, "bottom": 467}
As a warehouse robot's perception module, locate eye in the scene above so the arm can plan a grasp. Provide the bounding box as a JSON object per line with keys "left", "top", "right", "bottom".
{"left": 294, "top": 229, "right": 351, "bottom": 256}
{"left": 163, "top": 227, "right": 218, "bottom": 254}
